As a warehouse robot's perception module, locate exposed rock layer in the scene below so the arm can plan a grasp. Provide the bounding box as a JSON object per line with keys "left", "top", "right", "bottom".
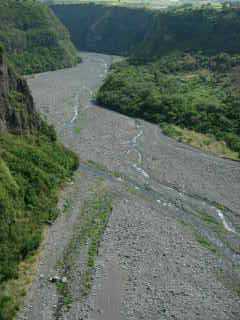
{"left": 0, "top": 52, "right": 41, "bottom": 133}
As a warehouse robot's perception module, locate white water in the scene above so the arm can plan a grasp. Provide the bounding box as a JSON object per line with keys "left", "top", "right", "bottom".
{"left": 132, "top": 163, "right": 150, "bottom": 179}
{"left": 132, "top": 129, "right": 143, "bottom": 145}
{"left": 130, "top": 125, "right": 150, "bottom": 180}
{"left": 216, "top": 209, "right": 236, "bottom": 233}
{"left": 70, "top": 94, "right": 79, "bottom": 123}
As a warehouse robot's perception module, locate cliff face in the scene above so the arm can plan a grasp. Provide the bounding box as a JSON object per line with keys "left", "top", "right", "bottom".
{"left": 0, "top": 52, "right": 41, "bottom": 133}
{"left": 0, "top": 51, "right": 78, "bottom": 320}
{"left": 51, "top": 3, "right": 152, "bottom": 56}
{"left": 52, "top": 4, "right": 240, "bottom": 59}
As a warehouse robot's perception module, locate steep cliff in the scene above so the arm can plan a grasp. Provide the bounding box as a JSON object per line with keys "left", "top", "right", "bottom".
{"left": 0, "top": 0, "right": 79, "bottom": 74}
{"left": 0, "top": 50, "right": 41, "bottom": 133}
{"left": 52, "top": 3, "right": 240, "bottom": 59}
{"left": 0, "top": 49, "right": 78, "bottom": 319}
{"left": 51, "top": 3, "right": 152, "bottom": 56}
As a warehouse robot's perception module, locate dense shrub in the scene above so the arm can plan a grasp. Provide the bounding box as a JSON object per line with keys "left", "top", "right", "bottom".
{"left": 0, "top": 133, "right": 78, "bottom": 281}
{"left": 53, "top": 4, "right": 240, "bottom": 58}
{"left": 0, "top": 0, "right": 80, "bottom": 74}
{"left": 0, "top": 133, "right": 78, "bottom": 319}
{"left": 97, "top": 53, "right": 240, "bottom": 155}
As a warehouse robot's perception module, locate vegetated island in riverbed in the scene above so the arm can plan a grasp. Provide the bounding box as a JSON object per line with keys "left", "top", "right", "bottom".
{"left": 95, "top": 5, "right": 240, "bottom": 160}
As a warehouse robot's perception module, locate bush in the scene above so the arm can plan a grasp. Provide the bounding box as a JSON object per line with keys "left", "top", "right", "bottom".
{"left": 0, "top": 0, "right": 79, "bottom": 74}
{"left": 0, "top": 133, "right": 78, "bottom": 319}
{"left": 97, "top": 52, "right": 240, "bottom": 155}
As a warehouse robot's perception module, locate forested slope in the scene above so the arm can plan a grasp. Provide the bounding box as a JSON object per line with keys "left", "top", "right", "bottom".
{"left": 52, "top": 3, "right": 240, "bottom": 157}
{"left": 52, "top": 3, "right": 240, "bottom": 58}
{"left": 0, "top": 0, "right": 79, "bottom": 74}
{"left": 52, "top": 3, "right": 153, "bottom": 56}
{"left": 0, "top": 46, "right": 78, "bottom": 319}
{"left": 97, "top": 52, "right": 240, "bottom": 158}
{"left": 52, "top": 3, "right": 240, "bottom": 158}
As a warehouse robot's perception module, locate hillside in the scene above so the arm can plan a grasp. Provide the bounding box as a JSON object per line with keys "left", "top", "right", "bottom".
{"left": 0, "top": 2, "right": 240, "bottom": 319}
{"left": 0, "top": 0, "right": 79, "bottom": 75}
{"left": 17, "top": 51, "right": 240, "bottom": 320}
{"left": 52, "top": 3, "right": 240, "bottom": 158}
{"left": 97, "top": 52, "right": 240, "bottom": 158}
{"left": 52, "top": 3, "right": 240, "bottom": 58}
{"left": 0, "top": 48, "right": 78, "bottom": 319}
{"left": 52, "top": 3, "right": 153, "bottom": 56}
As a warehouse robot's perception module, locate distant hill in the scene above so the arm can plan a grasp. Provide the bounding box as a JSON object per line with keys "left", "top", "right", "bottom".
{"left": 0, "top": 0, "right": 79, "bottom": 74}
{"left": 52, "top": 3, "right": 240, "bottom": 58}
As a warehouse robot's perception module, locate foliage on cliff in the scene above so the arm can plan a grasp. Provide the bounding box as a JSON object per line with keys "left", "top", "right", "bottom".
{"left": 0, "top": 49, "right": 79, "bottom": 319}
{"left": 52, "top": 3, "right": 240, "bottom": 58}
{"left": 0, "top": 0, "right": 80, "bottom": 74}
{"left": 52, "top": 3, "right": 153, "bottom": 56}
{"left": 97, "top": 53, "right": 240, "bottom": 156}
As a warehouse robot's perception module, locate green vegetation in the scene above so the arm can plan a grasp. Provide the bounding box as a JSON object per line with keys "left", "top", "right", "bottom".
{"left": 0, "top": 50, "right": 79, "bottom": 318}
{"left": 74, "top": 127, "right": 81, "bottom": 134}
{"left": 195, "top": 233, "right": 217, "bottom": 253}
{"left": 81, "top": 192, "right": 112, "bottom": 295}
{"left": 162, "top": 124, "right": 239, "bottom": 160}
{"left": 0, "top": 0, "right": 80, "bottom": 74}
{"left": 56, "top": 188, "right": 112, "bottom": 312}
{"left": 197, "top": 211, "right": 221, "bottom": 227}
{"left": 133, "top": 5, "right": 240, "bottom": 59}
{"left": 52, "top": 4, "right": 240, "bottom": 158}
{"left": 97, "top": 52, "right": 240, "bottom": 158}
{"left": 52, "top": 4, "right": 240, "bottom": 57}
{"left": 0, "top": 132, "right": 78, "bottom": 319}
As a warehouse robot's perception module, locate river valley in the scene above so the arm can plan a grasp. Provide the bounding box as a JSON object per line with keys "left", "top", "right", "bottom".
{"left": 18, "top": 52, "right": 240, "bottom": 320}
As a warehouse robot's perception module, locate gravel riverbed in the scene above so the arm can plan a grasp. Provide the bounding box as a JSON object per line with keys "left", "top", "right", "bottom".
{"left": 18, "top": 52, "right": 240, "bottom": 320}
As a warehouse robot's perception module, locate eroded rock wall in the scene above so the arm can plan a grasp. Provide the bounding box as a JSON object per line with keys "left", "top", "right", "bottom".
{"left": 0, "top": 52, "right": 41, "bottom": 133}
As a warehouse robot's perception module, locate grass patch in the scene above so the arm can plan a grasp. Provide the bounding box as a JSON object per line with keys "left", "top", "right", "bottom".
{"left": 74, "top": 127, "right": 81, "bottom": 134}
{"left": 63, "top": 199, "right": 72, "bottom": 213}
{"left": 216, "top": 203, "right": 225, "bottom": 211}
{"left": 162, "top": 124, "right": 239, "bottom": 161}
{"left": 56, "top": 281, "right": 73, "bottom": 308}
{"left": 0, "top": 241, "right": 44, "bottom": 320}
{"left": 195, "top": 234, "right": 217, "bottom": 253}
{"left": 85, "top": 160, "right": 109, "bottom": 173}
{"left": 0, "top": 0, "right": 79, "bottom": 74}
{"left": 97, "top": 53, "right": 240, "bottom": 158}
{"left": 197, "top": 211, "right": 221, "bottom": 227}
{"left": 56, "top": 186, "right": 112, "bottom": 310}
{"left": 178, "top": 218, "right": 218, "bottom": 254}
{"left": 198, "top": 212, "right": 219, "bottom": 226}
{"left": 196, "top": 211, "right": 228, "bottom": 237}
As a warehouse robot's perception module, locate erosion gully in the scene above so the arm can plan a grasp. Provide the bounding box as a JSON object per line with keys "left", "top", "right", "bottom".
{"left": 18, "top": 52, "right": 240, "bottom": 320}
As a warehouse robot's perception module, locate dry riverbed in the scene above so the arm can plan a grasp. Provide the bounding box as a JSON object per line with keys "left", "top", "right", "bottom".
{"left": 18, "top": 52, "right": 240, "bottom": 320}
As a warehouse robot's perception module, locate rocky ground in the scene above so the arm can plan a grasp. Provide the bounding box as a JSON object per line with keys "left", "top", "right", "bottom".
{"left": 18, "top": 52, "right": 240, "bottom": 320}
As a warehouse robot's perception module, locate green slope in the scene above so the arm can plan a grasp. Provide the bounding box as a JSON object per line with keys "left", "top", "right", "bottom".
{"left": 97, "top": 56, "right": 240, "bottom": 158}
{"left": 52, "top": 4, "right": 240, "bottom": 58}
{"left": 0, "top": 0, "right": 80, "bottom": 74}
{"left": 0, "top": 47, "right": 79, "bottom": 319}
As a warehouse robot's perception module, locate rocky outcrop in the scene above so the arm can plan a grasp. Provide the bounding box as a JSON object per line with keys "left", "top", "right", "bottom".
{"left": 0, "top": 51, "right": 41, "bottom": 134}
{"left": 52, "top": 3, "right": 240, "bottom": 58}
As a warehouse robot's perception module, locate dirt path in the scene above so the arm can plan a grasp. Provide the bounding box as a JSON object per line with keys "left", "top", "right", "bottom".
{"left": 18, "top": 52, "right": 240, "bottom": 320}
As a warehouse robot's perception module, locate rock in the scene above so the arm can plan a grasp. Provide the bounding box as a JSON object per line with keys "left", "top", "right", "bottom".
{"left": 61, "top": 276, "right": 68, "bottom": 283}
{"left": 48, "top": 275, "right": 68, "bottom": 284}
{"left": 48, "top": 275, "right": 61, "bottom": 283}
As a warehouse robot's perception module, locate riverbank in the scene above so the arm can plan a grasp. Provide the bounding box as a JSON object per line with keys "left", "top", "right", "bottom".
{"left": 18, "top": 52, "right": 240, "bottom": 320}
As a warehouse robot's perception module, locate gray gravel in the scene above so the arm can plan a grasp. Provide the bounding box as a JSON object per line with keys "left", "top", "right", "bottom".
{"left": 18, "top": 52, "right": 240, "bottom": 320}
